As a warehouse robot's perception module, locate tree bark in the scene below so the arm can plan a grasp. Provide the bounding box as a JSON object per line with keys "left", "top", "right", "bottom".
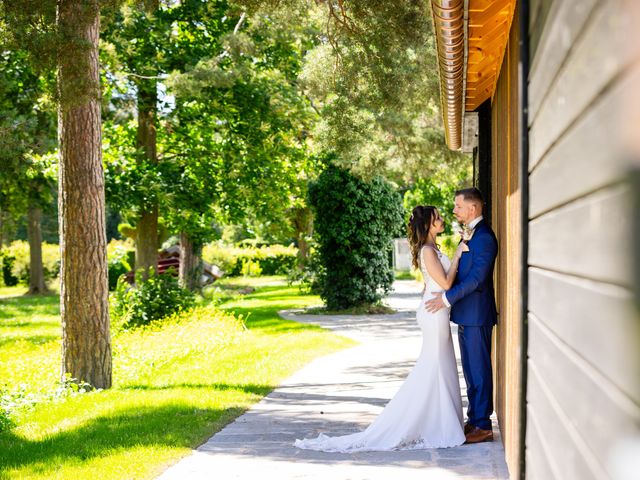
{"left": 134, "top": 203, "right": 158, "bottom": 278}
{"left": 57, "top": 0, "right": 111, "bottom": 389}
{"left": 293, "top": 206, "right": 313, "bottom": 268}
{"left": 0, "top": 207, "right": 4, "bottom": 248}
{"left": 134, "top": 78, "right": 159, "bottom": 279}
{"left": 179, "top": 232, "right": 202, "bottom": 291}
{"left": 27, "top": 206, "right": 48, "bottom": 295}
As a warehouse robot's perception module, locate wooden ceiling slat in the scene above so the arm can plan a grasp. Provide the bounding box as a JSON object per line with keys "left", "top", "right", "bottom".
{"left": 464, "top": 0, "right": 516, "bottom": 116}
{"left": 430, "top": 0, "right": 516, "bottom": 149}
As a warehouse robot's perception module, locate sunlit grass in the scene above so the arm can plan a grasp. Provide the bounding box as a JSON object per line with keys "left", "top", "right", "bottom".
{"left": 0, "top": 286, "right": 29, "bottom": 298}
{"left": 0, "top": 276, "right": 355, "bottom": 479}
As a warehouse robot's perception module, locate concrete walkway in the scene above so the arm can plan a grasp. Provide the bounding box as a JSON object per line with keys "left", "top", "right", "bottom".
{"left": 157, "top": 280, "right": 510, "bottom": 480}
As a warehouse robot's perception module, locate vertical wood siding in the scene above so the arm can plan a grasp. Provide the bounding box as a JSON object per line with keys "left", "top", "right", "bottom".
{"left": 491, "top": 5, "right": 522, "bottom": 477}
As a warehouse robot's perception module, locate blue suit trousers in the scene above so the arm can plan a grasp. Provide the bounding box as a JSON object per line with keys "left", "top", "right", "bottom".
{"left": 458, "top": 324, "right": 493, "bottom": 430}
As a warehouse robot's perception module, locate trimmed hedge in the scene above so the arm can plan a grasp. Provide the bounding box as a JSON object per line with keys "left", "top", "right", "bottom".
{"left": 308, "top": 165, "right": 404, "bottom": 310}
{"left": 202, "top": 244, "right": 298, "bottom": 276}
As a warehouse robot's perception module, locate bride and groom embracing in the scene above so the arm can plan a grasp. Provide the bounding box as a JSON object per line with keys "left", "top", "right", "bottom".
{"left": 295, "top": 187, "right": 498, "bottom": 452}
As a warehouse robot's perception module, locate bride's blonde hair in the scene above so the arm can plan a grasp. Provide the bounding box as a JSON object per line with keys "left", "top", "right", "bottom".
{"left": 407, "top": 205, "right": 437, "bottom": 270}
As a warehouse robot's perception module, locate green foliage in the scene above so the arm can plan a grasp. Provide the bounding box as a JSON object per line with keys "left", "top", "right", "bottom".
{"left": 240, "top": 259, "right": 263, "bottom": 277}
{"left": 101, "top": 2, "right": 321, "bottom": 252}
{"left": 110, "top": 272, "right": 195, "bottom": 329}
{"left": 0, "top": 387, "right": 14, "bottom": 432}
{"left": 0, "top": 241, "right": 59, "bottom": 286}
{"left": 0, "top": 276, "right": 352, "bottom": 479}
{"left": 404, "top": 177, "right": 459, "bottom": 235}
{"left": 202, "top": 243, "right": 298, "bottom": 276}
{"left": 107, "top": 241, "right": 134, "bottom": 291}
{"left": 294, "top": 0, "right": 470, "bottom": 185}
{"left": 308, "top": 164, "right": 404, "bottom": 309}
{"left": 0, "top": 251, "right": 18, "bottom": 286}
{"left": 0, "top": 47, "right": 57, "bottom": 243}
{"left": 286, "top": 245, "right": 324, "bottom": 294}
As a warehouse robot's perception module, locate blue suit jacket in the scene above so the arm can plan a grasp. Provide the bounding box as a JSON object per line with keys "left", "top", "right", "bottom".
{"left": 447, "top": 220, "right": 498, "bottom": 327}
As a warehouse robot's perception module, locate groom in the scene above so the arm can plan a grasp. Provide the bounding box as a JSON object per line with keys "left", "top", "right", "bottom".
{"left": 425, "top": 187, "right": 498, "bottom": 444}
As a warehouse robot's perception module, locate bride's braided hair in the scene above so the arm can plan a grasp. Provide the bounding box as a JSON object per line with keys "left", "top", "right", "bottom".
{"left": 407, "top": 205, "right": 437, "bottom": 270}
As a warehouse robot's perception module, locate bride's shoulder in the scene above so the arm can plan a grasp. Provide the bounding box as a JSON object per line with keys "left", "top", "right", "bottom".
{"left": 421, "top": 244, "right": 440, "bottom": 258}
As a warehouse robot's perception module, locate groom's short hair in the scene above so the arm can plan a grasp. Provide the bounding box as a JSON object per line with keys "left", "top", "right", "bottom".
{"left": 455, "top": 187, "right": 484, "bottom": 206}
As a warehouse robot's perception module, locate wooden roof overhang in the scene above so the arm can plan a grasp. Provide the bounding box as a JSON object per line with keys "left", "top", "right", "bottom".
{"left": 430, "top": 0, "right": 517, "bottom": 150}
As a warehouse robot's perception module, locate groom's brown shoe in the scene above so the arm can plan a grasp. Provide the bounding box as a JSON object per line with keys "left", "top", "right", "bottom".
{"left": 464, "top": 422, "right": 475, "bottom": 435}
{"left": 465, "top": 427, "right": 493, "bottom": 444}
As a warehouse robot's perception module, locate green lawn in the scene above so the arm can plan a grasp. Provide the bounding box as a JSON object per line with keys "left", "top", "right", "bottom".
{"left": 0, "top": 276, "right": 355, "bottom": 480}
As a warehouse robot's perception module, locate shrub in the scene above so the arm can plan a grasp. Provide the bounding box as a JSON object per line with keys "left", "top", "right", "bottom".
{"left": 308, "top": 165, "right": 404, "bottom": 310}
{"left": 107, "top": 240, "right": 134, "bottom": 291}
{"left": 240, "top": 259, "right": 263, "bottom": 277}
{"left": 1, "top": 252, "right": 18, "bottom": 287}
{"left": 202, "top": 243, "right": 297, "bottom": 276}
{"left": 110, "top": 271, "right": 195, "bottom": 329}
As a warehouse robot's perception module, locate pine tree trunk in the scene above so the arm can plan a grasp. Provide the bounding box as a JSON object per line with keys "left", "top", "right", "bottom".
{"left": 179, "top": 232, "right": 202, "bottom": 291}
{"left": 27, "top": 206, "right": 48, "bottom": 295}
{"left": 57, "top": 0, "right": 111, "bottom": 389}
{"left": 134, "top": 78, "right": 159, "bottom": 279}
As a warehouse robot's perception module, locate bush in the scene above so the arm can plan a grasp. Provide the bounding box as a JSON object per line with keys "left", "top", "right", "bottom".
{"left": 202, "top": 243, "right": 297, "bottom": 276}
{"left": 107, "top": 240, "right": 135, "bottom": 291}
{"left": 110, "top": 271, "right": 195, "bottom": 329}
{"left": 287, "top": 246, "right": 324, "bottom": 294}
{"left": 1, "top": 252, "right": 18, "bottom": 286}
{"left": 1, "top": 241, "right": 60, "bottom": 285}
{"left": 308, "top": 165, "right": 405, "bottom": 310}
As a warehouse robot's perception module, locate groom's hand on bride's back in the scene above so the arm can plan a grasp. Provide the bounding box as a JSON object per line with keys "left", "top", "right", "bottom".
{"left": 425, "top": 292, "right": 446, "bottom": 313}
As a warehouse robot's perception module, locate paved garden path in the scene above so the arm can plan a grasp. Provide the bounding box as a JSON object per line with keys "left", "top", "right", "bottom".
{"left": 156, "top": 280, "right": 510, "bottom": 480}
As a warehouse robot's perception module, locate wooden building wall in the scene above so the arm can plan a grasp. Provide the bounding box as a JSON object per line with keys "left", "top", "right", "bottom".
{"left": 491, "top": 5, "right": 522, "bottom": 477}
{"left": 525, "top": 0, "right": 640, "bottom": 478}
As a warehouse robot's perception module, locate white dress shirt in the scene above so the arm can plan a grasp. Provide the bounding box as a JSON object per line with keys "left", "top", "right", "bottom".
{"left": 442, "top": 216, "right": 483, "bottom": 307}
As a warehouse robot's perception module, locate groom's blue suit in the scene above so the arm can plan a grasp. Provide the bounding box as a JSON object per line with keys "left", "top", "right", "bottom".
{"left": 446, "top": 219, "right": 498, "bottom": 431}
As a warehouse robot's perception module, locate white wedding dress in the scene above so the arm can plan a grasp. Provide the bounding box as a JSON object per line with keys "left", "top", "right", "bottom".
{"left": 294, "top": 246, "right": 465, "bottom": 452}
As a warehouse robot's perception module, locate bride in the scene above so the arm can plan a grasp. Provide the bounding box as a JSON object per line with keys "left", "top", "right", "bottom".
{"left": 294, "top": 205, "right": 468, "bottom": 452}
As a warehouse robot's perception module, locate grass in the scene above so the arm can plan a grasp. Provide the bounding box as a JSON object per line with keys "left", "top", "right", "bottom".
{"left": 0, "top": 276, "right": 355, "bottom": 480}
{"left": 394, "top": 269, "right": 414, "bottom": 281}
{"left": 0, "top": 286, "right": 28, "bottom": 298}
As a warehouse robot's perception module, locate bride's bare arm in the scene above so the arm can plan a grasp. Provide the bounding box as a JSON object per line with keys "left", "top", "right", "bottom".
{"left": 421, "top": 245, "right": 465, "bottom": 290}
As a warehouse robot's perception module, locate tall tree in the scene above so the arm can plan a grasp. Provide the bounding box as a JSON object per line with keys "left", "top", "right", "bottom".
{"left": 0, "top": 46, "right": 57, "bottom": 294}
{"left": 24, "top": 154, "right": 57, "bottom": 294}
{"left": 2, "top": 0, "right": 112, "bottom": 387}
{"left": 102, "top": 1, "right": 163, "bottom": 277}
{"left": 133, "top": 65, "right": 159, "bottom": 279}
{"left": 102, "top": 0, "right": 234, "bottom": 279}
{"left": 104, "top": 2, "right": 320, "bottom": 289}
{"left": 239, "top": 1, "right": 469, "bottom": 184}
{"left": 57, "top": 0, "right": 111, "bottom": 388}
{"left": 163, "top": 5, "right": 319, "bottom": 288}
